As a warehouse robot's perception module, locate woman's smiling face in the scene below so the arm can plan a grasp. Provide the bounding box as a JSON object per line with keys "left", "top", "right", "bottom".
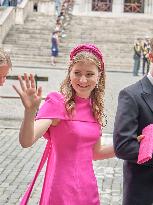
{"left": 70, "top": 61, "right": 100, "bottom": 98}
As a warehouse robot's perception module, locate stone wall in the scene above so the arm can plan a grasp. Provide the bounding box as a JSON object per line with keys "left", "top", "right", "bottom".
{"left": 0, "top": 0, "right": 54, "bottom": 44}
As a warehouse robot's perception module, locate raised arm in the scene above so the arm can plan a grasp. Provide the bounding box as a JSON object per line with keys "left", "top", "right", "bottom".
{"left": 13, "top": 73, "right": 52, "bottom": 148}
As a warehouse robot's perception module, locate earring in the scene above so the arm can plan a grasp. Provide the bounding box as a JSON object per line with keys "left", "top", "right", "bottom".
{"left": 96, "top": 82, "right": 99, "bottom": 89}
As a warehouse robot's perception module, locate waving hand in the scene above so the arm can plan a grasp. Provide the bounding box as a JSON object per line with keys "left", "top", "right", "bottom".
{"left": 13, "top": 73, "right": 42, "bottom": 113}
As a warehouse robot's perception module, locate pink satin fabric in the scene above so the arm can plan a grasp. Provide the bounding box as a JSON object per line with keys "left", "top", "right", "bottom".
{"left": 19, "top": 140, "right": 52, "bottom": 205}
{"left": 137, "top": 124, "right": 153, "bottom": 164}
{"left": 19, "top": 92, "right": 101, "bottom": 205}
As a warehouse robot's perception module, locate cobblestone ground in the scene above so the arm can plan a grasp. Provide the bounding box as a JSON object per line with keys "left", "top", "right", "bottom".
{"left": 0, "top": 128, "right": 123, "bottom": 205}
{"left": 0, "top": 70, "right": 141, "bottom": 205}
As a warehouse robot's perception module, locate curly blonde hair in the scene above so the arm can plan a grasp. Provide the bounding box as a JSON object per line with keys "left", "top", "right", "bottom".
{"left": 0, "top": 48, "right": 12, "bottom": 69}
{"left": 60, "top": 51, "right": 106, "bottom": 125}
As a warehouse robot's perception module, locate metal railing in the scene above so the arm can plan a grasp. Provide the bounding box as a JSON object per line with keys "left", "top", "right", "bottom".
{"left": 124, "top": 1, "right": 144, "bottom": 13}
{"left": 0, "top": 74, "right": 48, "bottom": 99}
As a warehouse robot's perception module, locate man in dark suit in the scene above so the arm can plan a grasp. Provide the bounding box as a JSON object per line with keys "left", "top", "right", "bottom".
{"left": 113, "top": 38, "right": 153, "bottom": 205}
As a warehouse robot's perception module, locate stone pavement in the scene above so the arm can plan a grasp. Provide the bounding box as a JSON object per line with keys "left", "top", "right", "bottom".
{"left": 0, "top": 70, "right": 141, "bottom": 205}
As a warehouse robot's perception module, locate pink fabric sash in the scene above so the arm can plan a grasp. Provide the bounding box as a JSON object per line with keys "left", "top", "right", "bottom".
{"left": 137, "top": 124, "right": 153, "bottom": 164}
{"left": 19, "top": 140, "right": 52, "bottom": 205}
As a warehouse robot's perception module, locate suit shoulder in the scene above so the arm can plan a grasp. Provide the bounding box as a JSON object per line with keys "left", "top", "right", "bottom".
{"left": 120, "top": 80, "right": 141, "bottom": 95}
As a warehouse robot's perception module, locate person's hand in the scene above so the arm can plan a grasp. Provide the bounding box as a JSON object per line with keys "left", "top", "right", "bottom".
{"left": 137, "top": 135, "right": 144, "bottom": 143}
{"left": 13, "top": 73, "right": 42, "bottom": 113}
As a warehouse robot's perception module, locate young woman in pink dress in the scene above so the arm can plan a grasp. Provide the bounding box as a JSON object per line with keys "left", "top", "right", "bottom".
{"left": 13, "top": 44, "right": 115, "bottom": 205}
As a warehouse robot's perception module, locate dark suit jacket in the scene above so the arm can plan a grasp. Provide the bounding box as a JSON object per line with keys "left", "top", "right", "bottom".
{"left": 113, "top": 76, "right": 153, "bottom": 205}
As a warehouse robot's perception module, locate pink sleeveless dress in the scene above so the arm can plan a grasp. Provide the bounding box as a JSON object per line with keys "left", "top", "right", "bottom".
{"left": 20, "top": 92, "right": 101, "bottom": 205}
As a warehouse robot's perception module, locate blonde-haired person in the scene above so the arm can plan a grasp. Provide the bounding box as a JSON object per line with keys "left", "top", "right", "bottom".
{"left": 0, "top": 48, "right": 12, "bottom": 86}
{"left": 13, "top": 44, "right": 115, "bottom": 205}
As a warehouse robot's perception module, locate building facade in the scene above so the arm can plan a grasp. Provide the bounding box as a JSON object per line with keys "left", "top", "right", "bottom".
{"left": 92, "top": 0, "right": 153, "bottom": 14}
{"left": 73, "top": 0, "right": 153, "bottom": 15}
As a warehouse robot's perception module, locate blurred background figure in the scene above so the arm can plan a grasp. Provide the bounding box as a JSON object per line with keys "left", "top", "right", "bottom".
{"left": 51, "top": 31, "right": 59, "bottom": 65}
{"left": 133, "top": 38, "right": 141, "bottom": 76}
{"left": 55, "top": 18, "right": 62, "bottom": 32}
{"left": 141, "top": 37, "right": 151, "bottom": 75}
{"left": 55, "top": 0, "right": 61, "bottom": 16}
{"left": 0, "top": 48, "right": 12, "bottom": 86}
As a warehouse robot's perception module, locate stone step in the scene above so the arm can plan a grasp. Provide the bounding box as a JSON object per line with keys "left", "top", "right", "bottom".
{"left": 71, "top": 15, "right": 153, "bottom": 23}
{"left": 10, "top": 61, "right": 133, "bottom": 71}
{"left": 4, "top": 47, "right": 133, "bottom": 60}
{"left": 4, "top": 36, "right": 51, "bottom": 43}
{"left": 11, "top": 60, "right": 133, "bottom": 71}
{"left": 66, "top": 16, "right": 153, "bottom": 32}
{"left": 9, "top": 52, "right": 132, "bottom": 59}
{"left": 2, "top": 11, "right": 152, "bottom": 72}
{"left": 8, "top": 26, "right": 54, "bottom": 32}
{"left": 10, "top": 54, "right": 133, "bottom": 64}
{"left": 9, "top": 53, "right": 133, "bottom": 60}
{"left": 4, "top": 39, "right": 133, "bottom": 48}
{"left": 5, "top": 33, "right": 52, "bottom": 40}
{"left": 11, "top": 62, "right": 66, "bottom": 70}
{"left": 5, "top": 53, "right": 133, "bottom": 70}
{"left": 6, "top": 25, "right": 54, "bottom": 33}
{"left": 4, "top": 44, "right": 133, "bottom": 55}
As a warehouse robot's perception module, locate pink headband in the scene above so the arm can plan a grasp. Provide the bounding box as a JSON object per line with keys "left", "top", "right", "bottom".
{"left": 70, "top": 44, "right": 104, "bottom": 70}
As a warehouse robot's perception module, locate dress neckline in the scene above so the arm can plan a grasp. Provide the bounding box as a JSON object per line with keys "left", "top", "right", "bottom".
{"left": 75, "top": 95, "right": 91, "bottom": 103}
